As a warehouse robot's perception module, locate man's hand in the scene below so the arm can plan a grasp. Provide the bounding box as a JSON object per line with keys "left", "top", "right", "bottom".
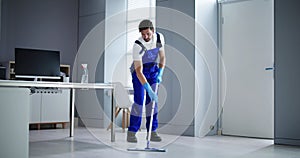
{"left": 143, "top": 82, "right": 158, "bottom": 103}
{"left": 157, "top": 68, "right": 164, "bottom": 83}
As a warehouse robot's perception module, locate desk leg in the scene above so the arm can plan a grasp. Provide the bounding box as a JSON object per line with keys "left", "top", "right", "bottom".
{"left": 111, "top": 89, "right": 115, "bottom": 142}
{"left": 70, "top": 88, "right": 75, "bottom": 137}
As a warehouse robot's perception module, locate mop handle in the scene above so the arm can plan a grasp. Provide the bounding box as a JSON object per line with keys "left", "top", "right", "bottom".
{"left": 147, "top": 83, "right": 158, "bottom": 148}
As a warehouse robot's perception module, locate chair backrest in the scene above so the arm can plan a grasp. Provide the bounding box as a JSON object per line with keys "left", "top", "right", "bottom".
{"left": 113, "top": 82, "right": 133, "bottom": 108}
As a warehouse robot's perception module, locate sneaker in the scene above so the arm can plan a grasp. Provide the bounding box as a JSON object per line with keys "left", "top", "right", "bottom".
{"left": 146, "top": 132, "right": 162, "bottom": 142}
{"left": 127, "top": 131, "right": 137, "bottom": 143}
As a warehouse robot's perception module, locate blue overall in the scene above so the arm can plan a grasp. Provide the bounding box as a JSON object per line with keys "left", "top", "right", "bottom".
{"left": 128, "top": 33, "right": 161, "bottom": 133}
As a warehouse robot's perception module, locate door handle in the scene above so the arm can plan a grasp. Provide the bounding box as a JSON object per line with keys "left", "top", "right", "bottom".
{"left": 265, "top": 67, "right": 274, "bottom": 71}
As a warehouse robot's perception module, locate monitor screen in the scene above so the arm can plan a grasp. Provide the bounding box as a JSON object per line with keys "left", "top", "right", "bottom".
{"left": 15, "top": 48, "right": 61, "bottom": 80}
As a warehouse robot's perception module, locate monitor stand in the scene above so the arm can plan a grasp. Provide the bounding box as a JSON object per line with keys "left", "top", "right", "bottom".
{"left": 34, "top": 77, "right": 38, "bottom": 82}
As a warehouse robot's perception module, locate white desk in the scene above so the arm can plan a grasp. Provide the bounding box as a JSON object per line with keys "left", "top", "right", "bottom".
{"left": 0, "top": 80, "right": 116, "bottom": 142}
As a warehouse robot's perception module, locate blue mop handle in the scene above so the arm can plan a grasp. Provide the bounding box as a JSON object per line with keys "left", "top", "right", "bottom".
{"left": 146, "top": 83, "right": 158, "bottom": 149}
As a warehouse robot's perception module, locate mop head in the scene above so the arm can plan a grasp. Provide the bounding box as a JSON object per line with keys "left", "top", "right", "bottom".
{"left": 127, "top": 147, "right": 166, "bottom": 152}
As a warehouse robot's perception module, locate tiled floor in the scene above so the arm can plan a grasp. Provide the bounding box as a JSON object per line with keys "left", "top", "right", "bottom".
{"left": 29, "top": 127, "right": 300, "bottom": 158}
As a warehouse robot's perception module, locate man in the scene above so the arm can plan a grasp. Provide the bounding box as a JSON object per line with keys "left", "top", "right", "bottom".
{"left": 127, "top": 19, "right": 166, "bottom": 143}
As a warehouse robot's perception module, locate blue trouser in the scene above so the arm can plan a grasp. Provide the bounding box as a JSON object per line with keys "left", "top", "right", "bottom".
{"left": 128, "top": 68, "right": 159, "bottom": 132}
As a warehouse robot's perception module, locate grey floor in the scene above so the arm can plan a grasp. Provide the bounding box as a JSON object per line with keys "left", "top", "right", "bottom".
{"left": 29, "top": 127, "right": 300, "bottom": 158}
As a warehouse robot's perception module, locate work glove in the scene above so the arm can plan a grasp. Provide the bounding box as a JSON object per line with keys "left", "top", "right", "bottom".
{"left": 157, "top": 68, "right": 164, "bottom": 83}
{"left": 143, "top": 82, "right": 158, "bottom": 103}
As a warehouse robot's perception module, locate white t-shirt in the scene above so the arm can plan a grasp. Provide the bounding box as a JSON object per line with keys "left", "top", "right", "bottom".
{"left": 132, "top": 32, "right": 165, "bottom": 61}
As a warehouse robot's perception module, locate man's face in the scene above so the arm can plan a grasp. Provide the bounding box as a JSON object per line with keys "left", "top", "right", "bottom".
{"left": 141, "top": 28, "right": 154, "bottom": 42}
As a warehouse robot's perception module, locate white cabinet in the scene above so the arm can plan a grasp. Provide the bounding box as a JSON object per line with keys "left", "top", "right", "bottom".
{"left": 29, "top": 89, "right": 70, "bottom": 126}
{"left": 41, "top": 89, "right": 70, "bottom": 123}
{"left": 0, "top": 87, "right": 30, "bottom": 158}
{"left": 4, "top": 61, "right": 71, "bottom": 128}
{"left": 30, "top": 93, "right": 41, "bottom": 123}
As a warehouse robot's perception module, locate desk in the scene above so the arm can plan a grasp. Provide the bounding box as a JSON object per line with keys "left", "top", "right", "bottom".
{"left": 0, "top": 80, "right": 116, "bottom": 142}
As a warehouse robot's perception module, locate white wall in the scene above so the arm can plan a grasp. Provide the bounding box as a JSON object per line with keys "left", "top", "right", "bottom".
{"left": 195, "top": 0, "right": 218, "bottom": 137}
{"left": 104, "top": 0, "right": 127, "bottom": 127}
{"left": 104, "top": 0, "right": 127, "bottom": 85}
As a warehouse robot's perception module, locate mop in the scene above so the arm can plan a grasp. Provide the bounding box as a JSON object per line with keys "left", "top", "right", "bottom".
{"left": 127, "top": 83, "right": 166, "bottom": 152}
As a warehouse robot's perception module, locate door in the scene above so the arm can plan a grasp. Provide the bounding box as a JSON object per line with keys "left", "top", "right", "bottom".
{"left": 220, "top": 0, "right": 274, "bottom": 138}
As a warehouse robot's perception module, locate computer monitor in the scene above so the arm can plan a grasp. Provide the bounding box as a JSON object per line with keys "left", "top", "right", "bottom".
{"left": 15, "top": 48, "right": 61, "bottom": 80}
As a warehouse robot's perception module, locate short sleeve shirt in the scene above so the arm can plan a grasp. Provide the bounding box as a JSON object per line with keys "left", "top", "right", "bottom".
{"left": 132, "top": 32, "right": 165, "bottom": 61}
